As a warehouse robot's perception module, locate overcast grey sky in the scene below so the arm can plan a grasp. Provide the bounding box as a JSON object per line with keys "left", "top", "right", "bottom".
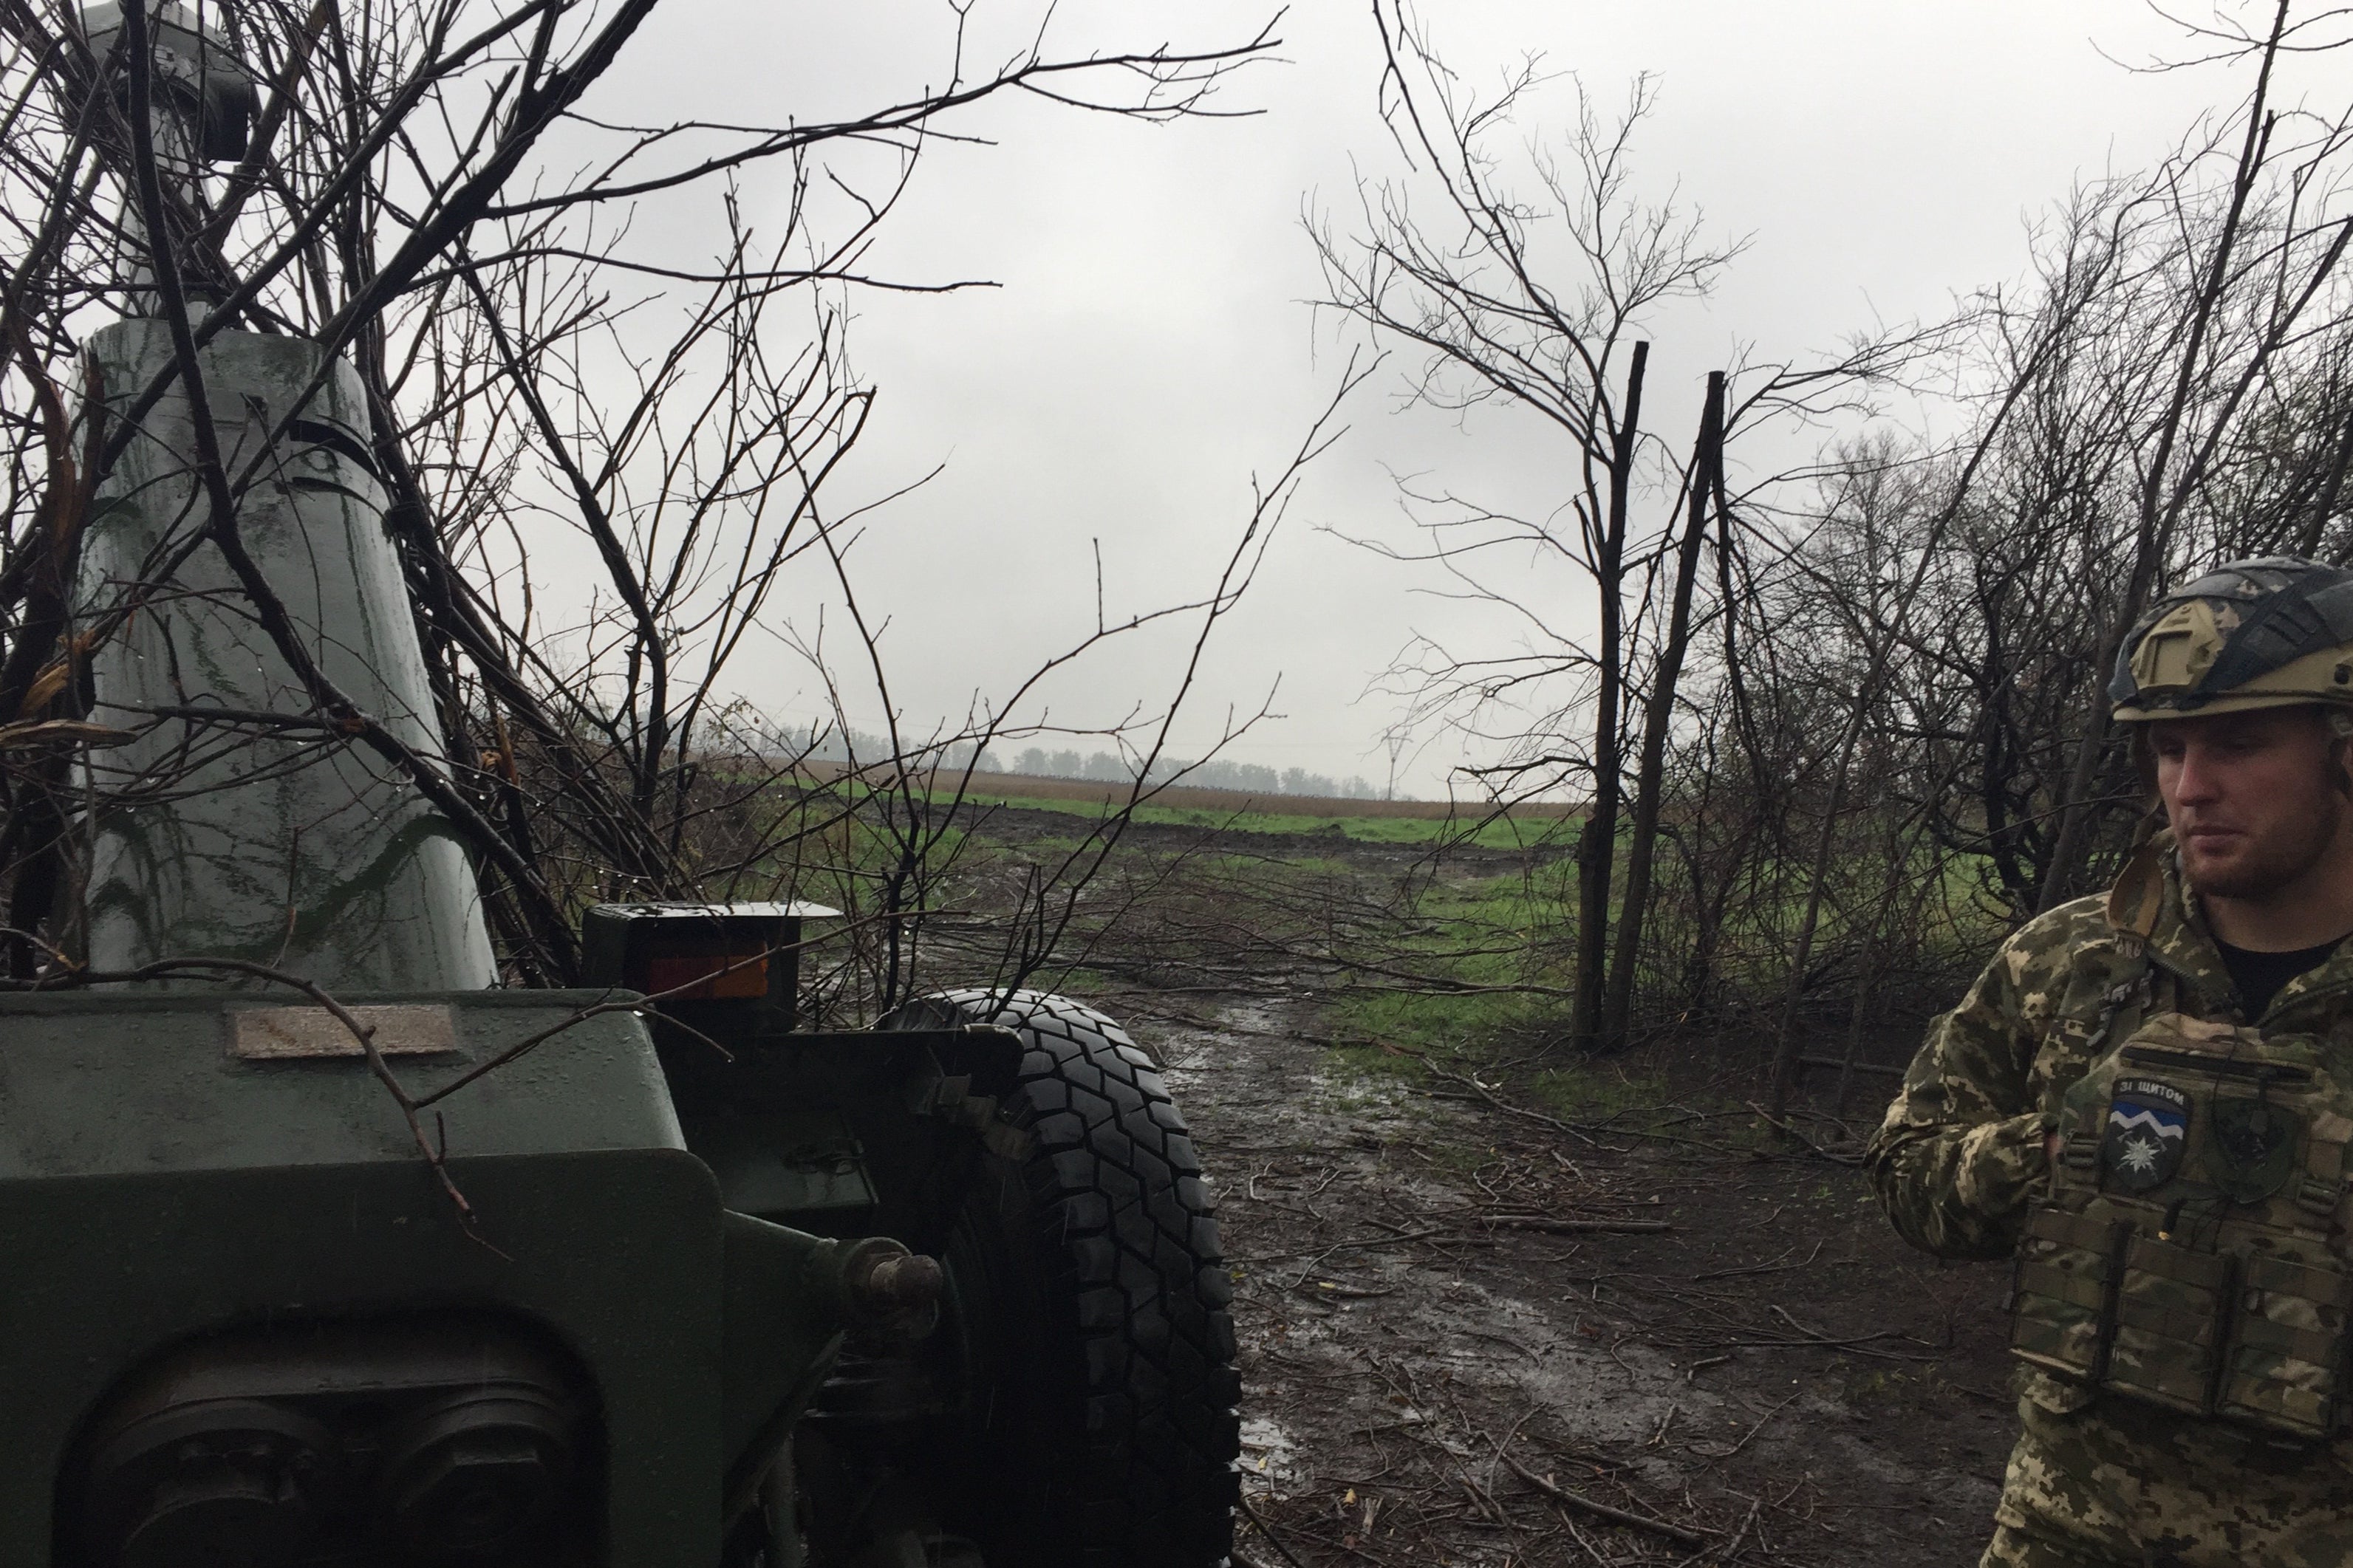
{"left": 581, "top": 2, "right": 2323, "bottom": 795}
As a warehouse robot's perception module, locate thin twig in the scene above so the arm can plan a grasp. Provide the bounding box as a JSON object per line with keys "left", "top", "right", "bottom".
{"left": 1502, "top": 1454, "right": 1712, "bottom": 1548}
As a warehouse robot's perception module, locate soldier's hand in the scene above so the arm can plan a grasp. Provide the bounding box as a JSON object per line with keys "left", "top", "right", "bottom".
{"left": 2044, "top": 1129, "right": 2061, "bottom": 1168}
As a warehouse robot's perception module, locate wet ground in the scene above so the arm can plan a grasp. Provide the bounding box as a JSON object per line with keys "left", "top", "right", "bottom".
{"left": 1133, "top": 996, "right": 2021, "bottom": 1567}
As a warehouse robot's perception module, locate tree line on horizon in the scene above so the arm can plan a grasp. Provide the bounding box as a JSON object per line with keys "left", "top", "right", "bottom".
{"left": 1006, "top": 748, "right": 1392, "bottom": 802}
{"left": 772, "top": 724, "right": 1397, "bottom": 803}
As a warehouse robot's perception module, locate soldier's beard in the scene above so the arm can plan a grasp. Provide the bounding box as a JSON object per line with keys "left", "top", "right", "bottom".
{"left": 2180, "top": 792, "right": 2346, "bottom": 900}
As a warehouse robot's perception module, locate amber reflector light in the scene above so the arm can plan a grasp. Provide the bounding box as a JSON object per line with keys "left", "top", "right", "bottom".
{"left": 643, "top": 948, "right": 768, "bottom": 1000}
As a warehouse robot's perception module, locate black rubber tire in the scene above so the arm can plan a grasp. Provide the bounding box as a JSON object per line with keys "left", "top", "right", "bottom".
{"left": 885, "top": 988, "right": 1240, "bottom": 1568}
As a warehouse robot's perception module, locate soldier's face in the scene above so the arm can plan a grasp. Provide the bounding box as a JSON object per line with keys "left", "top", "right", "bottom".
{"left": 2149, "top": 708, "right": 2351, "bottom": 899}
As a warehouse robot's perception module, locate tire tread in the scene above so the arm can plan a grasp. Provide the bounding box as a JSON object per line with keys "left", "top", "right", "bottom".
{"left": 895, "top": 988, "right": 1240, "bottom": 1567}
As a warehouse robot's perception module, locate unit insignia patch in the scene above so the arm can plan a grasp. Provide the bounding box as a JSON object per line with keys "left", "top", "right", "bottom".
{"left": 2209, "top": 1095, "right": 2303, "bottom": 1204}
{"left": 2104, "top": 1078, "right": 2190, "bottom": 1191}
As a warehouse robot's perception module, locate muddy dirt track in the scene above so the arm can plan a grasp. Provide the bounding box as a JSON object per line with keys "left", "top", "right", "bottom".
{"left": 1119, "top": 995, "right": 2021, "bottom": 1567}
{"left": 935, "top": 799, "right": 2026, "bottom": 1563}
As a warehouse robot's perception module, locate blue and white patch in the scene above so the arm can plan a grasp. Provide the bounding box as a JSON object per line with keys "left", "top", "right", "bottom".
{"left": 2104, "top": 1077, "right": 2190, "bottom": 1191}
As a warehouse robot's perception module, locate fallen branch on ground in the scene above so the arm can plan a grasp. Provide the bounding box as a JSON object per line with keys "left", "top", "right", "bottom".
{"left": 1501, "top": 1454, "right": 1712, "bottom": 1547}
{"left": 1476, "top": 1214, "right": 1673, "bottom": 1235}
{"left": 1237, "top": 1493, "right": 1317, "bottom": 1568}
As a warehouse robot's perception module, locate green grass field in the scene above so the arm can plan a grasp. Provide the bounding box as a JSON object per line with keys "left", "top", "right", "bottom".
{"left": 946, "top": 788, "right": 1576, "bottom": 849}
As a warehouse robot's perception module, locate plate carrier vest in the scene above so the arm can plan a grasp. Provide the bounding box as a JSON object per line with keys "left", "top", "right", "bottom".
{"left": 2011, "top": 999, "right": 2353, "bottom": 1439}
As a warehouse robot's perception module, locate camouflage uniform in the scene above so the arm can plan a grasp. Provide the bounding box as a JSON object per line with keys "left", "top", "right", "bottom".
{"left": 1868, "top": 838, "right": 2353, "bottom": 1567}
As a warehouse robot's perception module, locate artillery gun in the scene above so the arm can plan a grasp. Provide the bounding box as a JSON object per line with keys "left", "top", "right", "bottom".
{"left": 1, "top": 7, "right": 1239, "bottom": 1564}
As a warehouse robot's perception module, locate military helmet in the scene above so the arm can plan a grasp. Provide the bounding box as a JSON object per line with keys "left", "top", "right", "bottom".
{"left": 2110, "top": 556, "right": 2353, "bottom": 722}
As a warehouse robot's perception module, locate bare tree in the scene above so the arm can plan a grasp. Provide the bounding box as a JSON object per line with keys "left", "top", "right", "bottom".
{"left": 0, "top": 0, "right": 1283, "bottom": 1003}
{"left": 2023, "top": 0, "right": 2353, "bottom": 905}
{"left": 1741, "top": 1, "right": 2353, "bottom": 1109}
{"left": 1313, "top": 1, "right": 1915, "bottom": 1053}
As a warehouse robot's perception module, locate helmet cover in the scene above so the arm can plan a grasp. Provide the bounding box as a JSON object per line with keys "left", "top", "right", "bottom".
{"left": 2110, "top": 557, "right": 2353, "bottom": 722}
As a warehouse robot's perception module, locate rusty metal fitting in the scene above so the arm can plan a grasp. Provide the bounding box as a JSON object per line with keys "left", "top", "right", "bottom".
{"left": 836, "top": 1238, "right": 945, "bottom": 1349}
{"left": 853, "top": 1252, "right": 944, "bottom": 1315}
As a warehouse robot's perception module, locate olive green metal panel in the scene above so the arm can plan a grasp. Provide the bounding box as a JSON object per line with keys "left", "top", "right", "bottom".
{"left": 0, "top": 992, "right": 728, "bottom": 1564}
{"left": 1, "top": 1155, "right": 723, "bottom": 1565}
{"left": 689, "top": 1111, "right": 876, "bottom": 1224}
{"left": 720, "top": 1212, "right": 850, "bottom": 1490}
{"left": 0, "top": 990, "right": 684, "bottom": 1174}
{"left": 76, "top": 321, "right": 495, "bottom": 990}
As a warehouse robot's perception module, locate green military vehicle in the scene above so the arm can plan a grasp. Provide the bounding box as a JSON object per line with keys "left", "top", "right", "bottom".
{"left": 2, "top": 6, "right": 1239, "bottom": 1564}
{"left": 4, "top": 911, "right": 1239, "bottom": 1567}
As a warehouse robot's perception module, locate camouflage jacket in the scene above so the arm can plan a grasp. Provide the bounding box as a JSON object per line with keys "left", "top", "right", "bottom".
{"left": 1868, "top": 837, "right": 2353, "bottom": 1261}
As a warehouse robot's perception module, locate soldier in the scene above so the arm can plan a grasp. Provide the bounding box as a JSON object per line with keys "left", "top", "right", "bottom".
{"left": 1868, "top": 556, "right": 2353, "bottom": 1567}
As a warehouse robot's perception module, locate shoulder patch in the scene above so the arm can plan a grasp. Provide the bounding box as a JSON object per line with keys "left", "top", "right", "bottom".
{"left": 2105, "top": 1078, "right": 2189, "bottom": 1191}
